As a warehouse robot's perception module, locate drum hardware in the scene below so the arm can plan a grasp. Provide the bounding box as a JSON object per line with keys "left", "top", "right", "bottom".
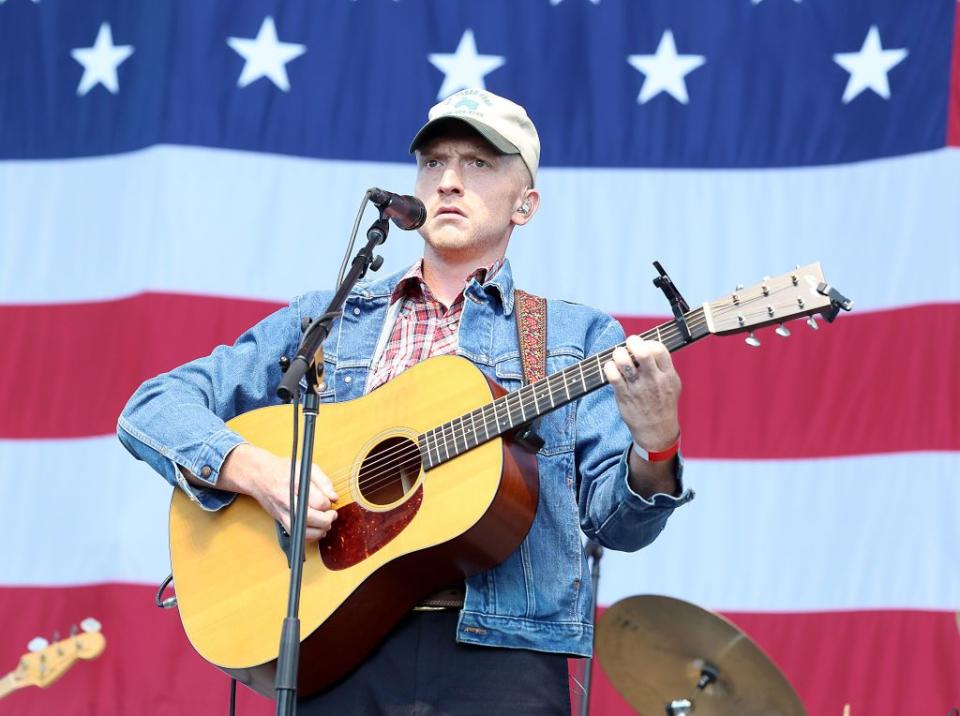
{"left": 596, "top": 595, "right": 807, "bottom": 716}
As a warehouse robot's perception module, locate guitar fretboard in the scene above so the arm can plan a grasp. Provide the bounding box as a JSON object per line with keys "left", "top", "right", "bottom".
{"left": 418, "top": 306, "right": 709, "bottom": 470}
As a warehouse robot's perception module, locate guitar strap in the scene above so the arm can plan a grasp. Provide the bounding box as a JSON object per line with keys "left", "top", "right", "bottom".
{"left": 514, "top": 289, "right": 547, "bottom": 385}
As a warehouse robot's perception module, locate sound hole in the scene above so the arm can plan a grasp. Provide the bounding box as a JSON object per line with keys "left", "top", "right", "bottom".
{"left": 358, "top": 436, "right": 422, "bottom": 506}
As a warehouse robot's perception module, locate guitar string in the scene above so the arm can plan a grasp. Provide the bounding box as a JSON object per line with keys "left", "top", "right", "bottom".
{"left": 321, "top": 289, "right": 797, "bottom": 501}
{"left": 315, "top": 312, "right": 707, "bottom": 499}
{"left": 311, "top": 284, "right": 809, "bottom": 500}
{"left": 317, "top": 297, "right": 753, "bottom": 498}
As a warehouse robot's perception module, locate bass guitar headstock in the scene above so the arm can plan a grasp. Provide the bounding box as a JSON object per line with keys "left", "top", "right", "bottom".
{"left": 1, "top": 618, "right": 105, "bottom": 697}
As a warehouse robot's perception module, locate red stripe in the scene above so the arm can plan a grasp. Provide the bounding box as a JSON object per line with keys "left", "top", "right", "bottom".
{"left": 620, "top": 304, "right": 960, "bottom": 459}
{"left": 0, "top": 293, "right": 280, "bottom": 440}
{"left": 1, "top": 585, "right": 958, "bottom": 715}
{"left": 1, "top": 295, "right": 958, "bottom": 457}
{"left": 949, "top": 1, "right": 960, "bottom": 146}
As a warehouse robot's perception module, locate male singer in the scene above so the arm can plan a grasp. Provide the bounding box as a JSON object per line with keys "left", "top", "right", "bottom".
{"left": 119, "top": 89, "right": 692, "bottom": 714}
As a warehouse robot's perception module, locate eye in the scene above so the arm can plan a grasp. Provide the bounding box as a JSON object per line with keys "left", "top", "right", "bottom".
{"left": 473, "top": 158, "right": 488, "bottom": 168}
{"left": 424, "top": 159, "right": 440, "bottom": 169}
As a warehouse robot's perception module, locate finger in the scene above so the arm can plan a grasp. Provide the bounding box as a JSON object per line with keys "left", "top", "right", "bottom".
{"left": 311, "top": 465, "right": 339, "bottom": 502}
{"left": 624, "top": 336, "right": 662, "bottom": 376}
{"left": 304, "top": 507, "right": 338, "bottom": 531}
{"left": 304, "top": 484, "right": 332, "bottom": 512}
{"left": 603, "top": 359, "right": 628, "bottom": 389}
{"left": 628, "top": 334, "right": 673, "bottom": 373}
{"left": 303, "top": 527, "right": 326, "bottom": 543}
{"left": 611, "top": 346, "right": 638, "bottom": 381}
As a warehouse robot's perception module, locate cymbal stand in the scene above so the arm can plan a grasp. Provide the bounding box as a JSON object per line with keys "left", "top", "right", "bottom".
{"left": 579, "top": 538, "right": 604, "bottom": 716}
{"left": 665, "top": 665, "right": 717, "bottom": 716}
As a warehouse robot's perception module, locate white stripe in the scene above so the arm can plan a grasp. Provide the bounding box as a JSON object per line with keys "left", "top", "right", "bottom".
{"left": 0, "top": 437, "right": 172, "bottom": 586}
{"left": 3, "top": 437, "right": 959, "bottom": 613}
{"left": 1, "top": 145, "right": 958, "bottom": 311}
{"left": 598, "top": 452, "right": 960, "bottom": 612}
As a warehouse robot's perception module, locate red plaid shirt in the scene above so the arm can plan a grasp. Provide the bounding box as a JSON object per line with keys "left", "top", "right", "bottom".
{"left": 366, "top": 258, "right": 504, "bottom": 393}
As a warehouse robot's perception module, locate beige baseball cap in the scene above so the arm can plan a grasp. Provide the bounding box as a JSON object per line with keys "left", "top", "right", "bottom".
{"left": 409, "top": 89, "right": 541, "bottom": 185}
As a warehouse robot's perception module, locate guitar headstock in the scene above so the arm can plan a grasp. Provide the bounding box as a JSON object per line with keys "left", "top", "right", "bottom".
{"left": 702, "top": 262, "right": 853, "bottom": 340}
{"left": 6, "top": 619, "right": 105, "bottom": 691}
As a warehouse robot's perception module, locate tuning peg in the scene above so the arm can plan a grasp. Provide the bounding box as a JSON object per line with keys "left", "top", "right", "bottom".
{"left": 80, "top": 617, "right": 102, "bottom": 634}
{"left": 807, "top": 316, "right": 818, "bottom": 330}
{"left": 775, "top": 323, "right": 791, "bottom": 338}
{"left": 745, "top": 332, "right": 761, "bottom": 347}
{"left": 27, "top": 637, "right": 49, "bottom": 653}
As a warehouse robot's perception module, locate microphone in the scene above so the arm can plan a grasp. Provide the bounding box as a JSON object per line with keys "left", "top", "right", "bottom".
{"left": 367, "top": 188, "right": 427, "bottom": 230}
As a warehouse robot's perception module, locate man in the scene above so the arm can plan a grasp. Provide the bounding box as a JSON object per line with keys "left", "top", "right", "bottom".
{"left": 118, "top": 89, "right": 693, "bottom": 714}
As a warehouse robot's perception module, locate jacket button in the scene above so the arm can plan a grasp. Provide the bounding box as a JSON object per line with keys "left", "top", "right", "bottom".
{"left": 344, "top": 376, "right": 352, "bottom": 384}
{"left": 200, "top": 466, "right": 212, "bottom": 478}
{"left": 353, "top": 307, "right": 361, "bottom": 316}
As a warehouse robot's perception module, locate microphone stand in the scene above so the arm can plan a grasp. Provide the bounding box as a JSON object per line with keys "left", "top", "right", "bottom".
{"left": 273, "top": 212, "right": 389, "bottom": 716}
{"left": 579, "top": 538, "right": 604, "bottom": 716}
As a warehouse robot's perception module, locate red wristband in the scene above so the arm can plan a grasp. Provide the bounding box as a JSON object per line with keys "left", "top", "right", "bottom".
{"left": 632, "top": 433, "right": 681, "bottom": 463}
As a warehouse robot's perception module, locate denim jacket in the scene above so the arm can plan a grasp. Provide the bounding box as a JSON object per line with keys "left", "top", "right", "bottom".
{"left": 117, "top": 259, "right": 693, "bottom": 657}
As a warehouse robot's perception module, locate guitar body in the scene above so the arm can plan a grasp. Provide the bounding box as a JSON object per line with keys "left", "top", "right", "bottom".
{"left": 168, "top": 355, "right": 540, "bottom": 697}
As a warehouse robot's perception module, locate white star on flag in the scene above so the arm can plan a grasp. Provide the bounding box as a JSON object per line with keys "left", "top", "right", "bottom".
{"left": 70, "top": 22, "right": 134, "bottom": 96}
{"left": 227, "top": 16, "right": 306, "bottom": 92}
{"left": 627, "top": 30, "right": 706, "bottom": 105}
{"left": 428, "top": 30, "right": 505, "bottom": 100}
{"left": 833, "top": 26, "right": 908, "bottom": 104}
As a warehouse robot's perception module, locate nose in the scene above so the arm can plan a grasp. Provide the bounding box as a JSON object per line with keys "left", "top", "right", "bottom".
{"left": 437, "top": 164, "right": 464, "bottom": 196}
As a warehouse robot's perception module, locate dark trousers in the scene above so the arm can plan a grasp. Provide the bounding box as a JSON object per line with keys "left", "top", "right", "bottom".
{"left": 297, "top": 610, "right": 573, "bottom": 715}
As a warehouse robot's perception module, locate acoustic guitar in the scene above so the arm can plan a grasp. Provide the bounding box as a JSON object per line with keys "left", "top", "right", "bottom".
{"left": 0, "top": 619, "right": 105, "bottom": 700}
{"left": 168, "top": 262, "right": 850, "bottom": 696}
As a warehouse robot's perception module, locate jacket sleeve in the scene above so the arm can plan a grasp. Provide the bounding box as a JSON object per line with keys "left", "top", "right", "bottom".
{"left": 575, "top": 314, "right": 694, "bottom": 551}
{"left": 116, "top": 296, "right": 306, "bottom": 512}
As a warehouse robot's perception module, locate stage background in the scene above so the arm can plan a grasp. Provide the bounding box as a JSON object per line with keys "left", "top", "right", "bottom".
{"left": 1, "top": 1, "right": 959, "bottom": 714}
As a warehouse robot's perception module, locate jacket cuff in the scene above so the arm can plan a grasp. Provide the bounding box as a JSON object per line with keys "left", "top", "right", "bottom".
{"left": 617, "top": 444, "right": 695, "bottom": 510}
{"left": 174, "top": 431, "right": 245, "bottom": 511}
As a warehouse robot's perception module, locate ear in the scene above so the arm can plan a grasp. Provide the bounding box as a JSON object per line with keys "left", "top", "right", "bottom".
{"left": 512, "top": 188, "right": 541, "bottom": 226}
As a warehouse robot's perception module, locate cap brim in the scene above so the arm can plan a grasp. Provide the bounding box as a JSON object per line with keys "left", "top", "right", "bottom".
{"left": 409, "top": 117, "right": 520, "bottom": 156}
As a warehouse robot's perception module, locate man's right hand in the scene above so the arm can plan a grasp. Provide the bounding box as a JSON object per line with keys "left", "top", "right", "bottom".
{"left": 213, "top": 443, "right": 339, "bottom": 542}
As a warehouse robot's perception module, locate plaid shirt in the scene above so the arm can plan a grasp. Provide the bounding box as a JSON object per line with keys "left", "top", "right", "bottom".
{"left": 366, "top": 258, "right": 504, "bottom": 393}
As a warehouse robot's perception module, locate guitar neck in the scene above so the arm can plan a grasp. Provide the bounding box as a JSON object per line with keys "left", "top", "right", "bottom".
{"left": 0, "top": 672, "right": 23, "bottom": 700}
{"left": 420, "top": 306, "right": 709, "bottom": 469}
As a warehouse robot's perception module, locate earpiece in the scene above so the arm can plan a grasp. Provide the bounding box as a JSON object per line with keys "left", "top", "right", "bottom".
{"left": 518, "top": 201, "right": 530, "bottom": 215}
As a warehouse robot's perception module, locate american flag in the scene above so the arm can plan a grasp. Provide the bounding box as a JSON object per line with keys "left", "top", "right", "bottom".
{"left": 1, "top": 1, "right": 958, "bottom": 714}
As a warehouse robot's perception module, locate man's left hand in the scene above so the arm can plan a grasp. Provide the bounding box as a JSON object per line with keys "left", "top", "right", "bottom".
{"left": 603, "top": 335, "right": 681, "bottom": 449}
{"left": 602, "top": 335, "right": 682, "bottom": 498}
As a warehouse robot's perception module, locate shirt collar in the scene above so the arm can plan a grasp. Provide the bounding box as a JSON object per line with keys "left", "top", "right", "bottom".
{"left": 389, "top": 257, "right": 510, "bottom": 308}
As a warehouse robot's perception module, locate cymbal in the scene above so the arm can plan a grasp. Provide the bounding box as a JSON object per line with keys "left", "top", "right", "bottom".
{"left": 596, "top": 595, "right": 806, "bottom": 716}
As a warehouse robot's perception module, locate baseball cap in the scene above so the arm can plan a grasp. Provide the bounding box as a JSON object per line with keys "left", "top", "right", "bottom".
{"left": 409, "top": 89, "right": 541, "bottom": 185}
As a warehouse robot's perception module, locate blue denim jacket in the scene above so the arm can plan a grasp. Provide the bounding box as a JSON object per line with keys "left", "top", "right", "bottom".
{"left": 117, "top": 259, "right": 693, "bottom": 657}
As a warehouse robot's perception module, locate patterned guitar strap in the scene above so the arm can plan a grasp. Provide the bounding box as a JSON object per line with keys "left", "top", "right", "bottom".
{"left": 513, "top": 289, "right": 547, "bottom": 451}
